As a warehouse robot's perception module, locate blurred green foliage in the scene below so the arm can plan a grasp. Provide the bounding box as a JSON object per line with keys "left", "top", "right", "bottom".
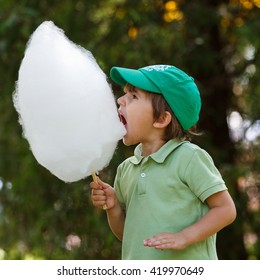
{"left": 0, "top": 0, "right": 259, "bottom": 259}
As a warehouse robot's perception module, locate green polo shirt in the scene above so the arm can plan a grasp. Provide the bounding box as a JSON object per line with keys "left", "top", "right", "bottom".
{"left": 114, "top": 139, "right": 227, "bottom": 260}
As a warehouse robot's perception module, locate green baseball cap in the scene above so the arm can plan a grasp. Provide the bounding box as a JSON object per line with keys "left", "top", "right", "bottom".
{"left": 110, "top": 65, "right": 201, "bottom": 131}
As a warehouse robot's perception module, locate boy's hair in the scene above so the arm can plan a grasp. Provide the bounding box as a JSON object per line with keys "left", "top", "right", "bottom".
{"left": 151, "top": 93, "right": 199, "bottom": 141}
{"left": 125, "top": 83, "right": 199, "bottom": 141}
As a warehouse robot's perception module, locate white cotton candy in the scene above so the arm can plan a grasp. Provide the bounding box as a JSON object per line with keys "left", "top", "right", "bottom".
{"left": 13, "top": 21, "right": 126, "bottom": 182}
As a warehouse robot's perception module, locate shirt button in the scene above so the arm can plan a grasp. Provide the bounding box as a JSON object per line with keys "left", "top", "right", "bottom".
{"left": 141, "top": 173, "right": 146, "bottom": 178}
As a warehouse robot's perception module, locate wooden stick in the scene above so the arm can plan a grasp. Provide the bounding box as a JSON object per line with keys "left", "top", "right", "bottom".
{"left": 91, "top": 172, "right": 99, "bottom": 184}
{"left": 91, "top": 172, "right": 107, "bottom": 210}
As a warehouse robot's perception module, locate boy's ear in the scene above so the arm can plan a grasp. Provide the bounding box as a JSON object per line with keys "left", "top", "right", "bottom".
{"left": 153, "top": 111, "right": 172, "bottom": 128}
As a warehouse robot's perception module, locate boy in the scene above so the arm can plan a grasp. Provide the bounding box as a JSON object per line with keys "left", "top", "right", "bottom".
{"left": 90, "top": 65, "right": 236, "bottom": 260}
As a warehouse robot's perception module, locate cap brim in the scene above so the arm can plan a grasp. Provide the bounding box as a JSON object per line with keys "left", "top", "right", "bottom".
{"left": 110, "top": 67, "right": 160, "bottom": 93}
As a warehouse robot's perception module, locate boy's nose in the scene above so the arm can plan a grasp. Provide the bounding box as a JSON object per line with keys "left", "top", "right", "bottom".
{"left": 117, "top": 95, "right": 125, "bottom": 106}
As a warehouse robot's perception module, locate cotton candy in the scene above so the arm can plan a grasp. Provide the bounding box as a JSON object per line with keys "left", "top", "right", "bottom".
{"left": 13, "top": 21, "right": 125, "bottom": 182}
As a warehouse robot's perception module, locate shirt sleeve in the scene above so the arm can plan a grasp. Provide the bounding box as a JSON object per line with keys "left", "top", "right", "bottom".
{"left": 183, "top": 147, "right": 227, "bottom": 202}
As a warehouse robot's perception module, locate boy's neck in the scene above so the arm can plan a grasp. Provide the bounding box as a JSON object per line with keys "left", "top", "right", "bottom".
{"left": 141, "top": 139, "right": 167, "bottom": 157}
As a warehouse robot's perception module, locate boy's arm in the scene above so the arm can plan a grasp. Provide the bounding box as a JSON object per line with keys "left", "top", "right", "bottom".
{"left": 106, "top": 202, "right": 125, "bottom": 241}
{"left": 143, "top": 190, "right": 236, "bottom": 250}
{"left": 90, "top": 179, "right": 125, "bottom": 241}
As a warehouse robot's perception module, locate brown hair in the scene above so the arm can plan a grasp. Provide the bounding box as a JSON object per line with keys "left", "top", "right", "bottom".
{"left": 151, "top": 93, "right": 200, "bottom": 141}
{"left": 124, "top": 83, "right": 200, "bottom": 141}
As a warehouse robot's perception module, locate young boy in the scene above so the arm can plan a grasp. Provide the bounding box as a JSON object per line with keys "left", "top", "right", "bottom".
{"left": 90, "top": 65, "right": 236, "bottom": 260}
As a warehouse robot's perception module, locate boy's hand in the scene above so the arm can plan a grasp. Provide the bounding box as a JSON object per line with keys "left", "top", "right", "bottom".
{"left": 143, "top": 232, "right": 188, "bottom": 251}
{"left": 90, "top": 178, "right": 116, "bottom": 210}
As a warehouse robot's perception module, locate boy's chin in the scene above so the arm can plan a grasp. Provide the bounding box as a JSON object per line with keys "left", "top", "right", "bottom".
{"left": 122, "top": 136, "right": 135, "bottom": 147}
{"left": 122, "top": 137, "right": 130, "bottom": 146}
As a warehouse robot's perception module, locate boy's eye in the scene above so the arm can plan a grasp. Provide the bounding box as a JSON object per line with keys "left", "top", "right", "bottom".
{"left": 132, "top": 94, "right": 138, "bottom": 99}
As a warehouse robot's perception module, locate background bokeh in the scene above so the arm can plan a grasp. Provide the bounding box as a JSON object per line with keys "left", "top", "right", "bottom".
{"left": 0, "top": 0, "right": 259, "bottom": 260}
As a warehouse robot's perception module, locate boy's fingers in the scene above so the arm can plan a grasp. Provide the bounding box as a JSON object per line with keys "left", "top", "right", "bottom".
{"left": 90, "top": 179, "right": 109, "bottom": 190}
{"left": 89, "top": 179, "right": 109, "bottom": 210}
{"left": 92, "top": 192, "right": 105, "bottom": 199}
{"left": 97, "top": 178, "right": 110, "bottom": 190}
{"left": 92, "top": 196, "right": 106, "bottom": 203}
{"left": 89, "top": 181, "right": 100, "bottom": 190}
{"left": 91, "top": 188, "right": 105, "bottom": 195}
{"left": 93, "top": 201, "right": 106, "bottom": 208}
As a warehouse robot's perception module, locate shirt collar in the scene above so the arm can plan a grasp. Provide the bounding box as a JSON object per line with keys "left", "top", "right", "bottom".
{"left": 130, "top": 139, "right": 189, "bottom": 165}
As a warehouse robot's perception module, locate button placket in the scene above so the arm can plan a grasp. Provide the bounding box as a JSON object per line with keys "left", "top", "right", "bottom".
{"left": 138, "top": 159, "right": 148, "bottom": 195}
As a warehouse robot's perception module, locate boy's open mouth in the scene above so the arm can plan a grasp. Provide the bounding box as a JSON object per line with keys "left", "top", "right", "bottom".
{"left": 118, "top": 111, "right": 127, "bottom": 126}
